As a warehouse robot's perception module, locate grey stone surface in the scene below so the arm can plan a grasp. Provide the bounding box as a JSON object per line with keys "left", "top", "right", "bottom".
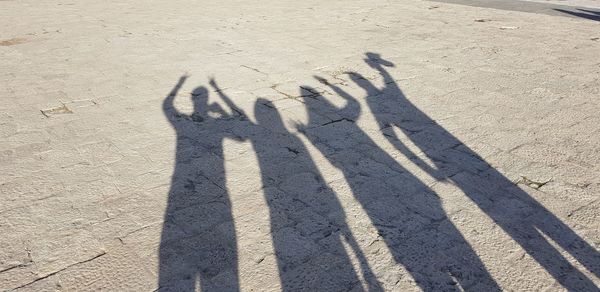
{"left": 1, "top": 0, "right": 599, "bottom": 291}
{"left": 430, "top": 0, "right": 600, "bottom": 20}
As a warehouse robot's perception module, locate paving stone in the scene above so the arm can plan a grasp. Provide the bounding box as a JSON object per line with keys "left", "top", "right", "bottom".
{"left": 1, "top": 0, "right": 599, "bottom": 290}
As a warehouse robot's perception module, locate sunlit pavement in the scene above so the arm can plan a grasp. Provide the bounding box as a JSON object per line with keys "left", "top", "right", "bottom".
{"left": 1, "top": 0, "right": 599, "bottom": 291}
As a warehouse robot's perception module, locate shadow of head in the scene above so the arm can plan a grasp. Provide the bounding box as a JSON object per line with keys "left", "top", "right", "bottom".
{"left": 190, "top": 86, "right": 227, "bottom": 118}
{"left": 297, "top": 86, "right": 330, "bottom": 117}
{"left": 365, "top": 52, "right": 395, "bottom": 67}
{"left": 255, "top": 98, "right": 286, "bottom": 131}
{"left": 190, "top": 86, "right": 209, "bottom": 115}
{"left": 345, "top": 72, "right": 379, "bottom": 93}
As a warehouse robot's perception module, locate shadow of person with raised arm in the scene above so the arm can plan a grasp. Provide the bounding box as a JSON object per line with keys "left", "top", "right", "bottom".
{"left": 209, "top": 80, "right": 382, "bottom": 292}
{"left": 159, "top": 75, "right": 245, "bottom": 291}
{"left": 358, "top": 52, "right": 600, "bottom": 291}
{"left": 296, "top": 80, "right": 501, "bottom": 290}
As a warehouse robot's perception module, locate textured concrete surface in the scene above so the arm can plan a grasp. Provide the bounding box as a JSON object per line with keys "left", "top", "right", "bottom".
{"left": 1, "top": 0, "right": 599, "bottom": 291}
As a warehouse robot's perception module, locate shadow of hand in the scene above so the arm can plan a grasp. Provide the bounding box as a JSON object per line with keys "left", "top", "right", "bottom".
{"left": 292, "top": 120, "right": 307, "bottom": 133}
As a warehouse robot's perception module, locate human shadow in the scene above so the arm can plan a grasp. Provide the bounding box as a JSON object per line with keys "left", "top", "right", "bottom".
{"left": 209, "top": 81, "right": 382, "bottom": 291}
{"left": 297, "top": 82, "right": 502, "bottom": 290}
{"left": 357, "top": 52, "right": 600, "bottom": 290}
{"left": 159, "top": 75, "right": 245, "bottom": 291}
{"left": 160, "top": 75, "right": 382, "bottom": 291}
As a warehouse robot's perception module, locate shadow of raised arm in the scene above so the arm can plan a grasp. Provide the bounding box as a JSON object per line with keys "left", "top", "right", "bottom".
{"left": 163, "top": 75, "right": 189, "bottom": 123}
{"left": 313, "top": 75, "right": 360, "bottom": 121}
{"left": 355, "top": 56, "right": 445, "bottom": 179}
{"left": 209, "top": 78, "right": 247, "bottom": 118}
{"left": 365, "top": 52, "right": 395, "bottom": 80}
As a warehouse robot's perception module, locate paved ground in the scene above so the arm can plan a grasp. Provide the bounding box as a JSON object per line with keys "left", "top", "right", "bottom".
{"left": 1, "top": 0, "right": 599, "bottom": 291}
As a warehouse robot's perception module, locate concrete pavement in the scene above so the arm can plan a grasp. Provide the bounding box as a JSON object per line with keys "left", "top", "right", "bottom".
{"left": 1, "top": 0, "right": 599, "bottom": 291}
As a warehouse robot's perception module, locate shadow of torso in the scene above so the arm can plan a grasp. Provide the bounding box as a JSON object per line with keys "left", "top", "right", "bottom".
{"left": 159, "top": 81, "right": 243, "bottom": 291}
